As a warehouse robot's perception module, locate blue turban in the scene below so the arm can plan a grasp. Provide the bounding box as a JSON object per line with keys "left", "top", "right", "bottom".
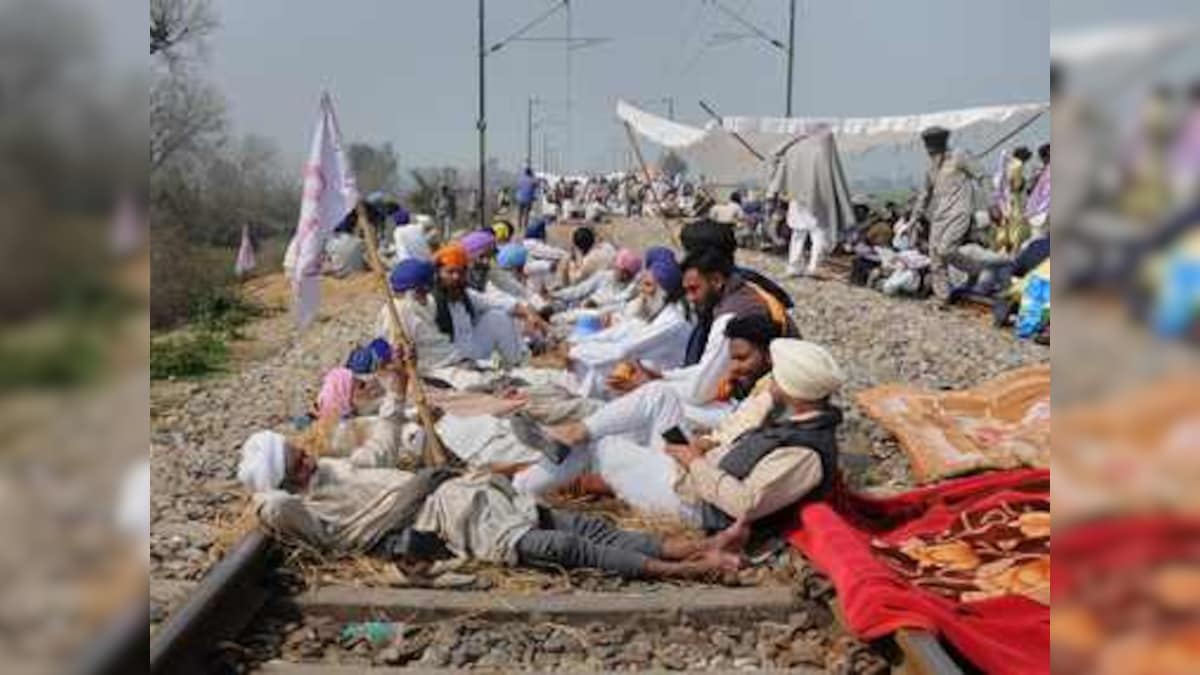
{"left": 345, "top": 346, "right": 374, "bottom": 374}
{"left": 346, "top": 338, "right": 395, "bottom": 375}
{"left": 389, "top": 258, "right": 435, "bottom": 292}
{"left": 526, "top": 217, "right": 547, "bottom": 241}
{"left": 367, "top": 337, "right": 393, "bottom": 364}
{"left": 496, "top": 243, "right": 529, "bottom": 270}
{"left": 392, "top": 205, "right": 411, "bottom": 226}
{"left": 648, "top": 258, "right": 682, "bottom": 295}
{"left": 644, "top": 246, "right": 675, "bottom": 268}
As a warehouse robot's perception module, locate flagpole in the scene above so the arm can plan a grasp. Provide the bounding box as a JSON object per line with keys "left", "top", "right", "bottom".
{"left": 355, "top": 206, "right": 455, "bottom": 469}
{"left": 621, "top": 121, "right": 681, "bottom": 248}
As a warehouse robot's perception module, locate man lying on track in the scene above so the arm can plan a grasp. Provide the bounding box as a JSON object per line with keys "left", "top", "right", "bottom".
{"left": 236, "top": 429, "right": 746, "bottom": 582}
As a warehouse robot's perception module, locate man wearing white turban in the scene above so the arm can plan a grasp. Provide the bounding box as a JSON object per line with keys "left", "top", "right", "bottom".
{"left": 237, "top": 431, "right": 294, "bottom": 493}
{"left": 392, "top": 223, "right": 433, "bottom": 262}
{"left": 235, "top": 430, "right": 746, "bottom": 580}
{"left": 660, "top": 338, "right": 846, "bottom": 536}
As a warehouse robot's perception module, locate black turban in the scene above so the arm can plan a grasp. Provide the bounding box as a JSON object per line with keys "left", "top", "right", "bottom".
{"left": 724, "top": 313, "right": 782, "bottom": 351}
{"left": 921, "top": 126, "right": 950, "bottom": 153}
{"left": 681, "top": 218, "right": 736, "bottom": 258}
{"left": 572, "top": 226, "right": 595, "bottom": 253}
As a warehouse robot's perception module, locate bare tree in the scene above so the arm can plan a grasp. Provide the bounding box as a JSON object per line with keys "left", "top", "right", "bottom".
{"left": 150, "top": 71, "right": 225, "bottom": 171}
{"left": 347, "top": 142, "right": 401, "bottom": 197}
{"left": 150, "top": 0, "right": 217, "bottom": 66}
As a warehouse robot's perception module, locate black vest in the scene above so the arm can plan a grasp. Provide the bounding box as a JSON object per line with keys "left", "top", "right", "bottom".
{"left": 700, "top": 406, "right": 842, "bottom": 534}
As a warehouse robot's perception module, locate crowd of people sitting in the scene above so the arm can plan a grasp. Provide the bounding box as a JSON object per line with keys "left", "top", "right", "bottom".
{"left": 242, "top": 208, "right": 850, "bottom": 582}
{"left": 837, "top": 135, "right": 1051, "bottom": 341}
{"left": 684, "top": 129, "right": 1052, "bottom": 342}
{"left": 497, "top": 168, "right": 710, "bottom": 227}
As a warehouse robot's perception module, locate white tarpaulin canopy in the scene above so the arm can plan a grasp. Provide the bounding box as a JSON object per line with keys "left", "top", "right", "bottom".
{"left": 616, "top": 99, "right": 1048, "bottom": 185}
{"left": 1050, "top": 24, "right": 1200, "bottom": 67}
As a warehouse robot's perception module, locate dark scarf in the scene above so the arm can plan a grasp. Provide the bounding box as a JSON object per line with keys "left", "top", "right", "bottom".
{"left": 701, "top": 406, "right": 843, "bottom": 534}
{"left": 433, "top": 284, "right": 475, "bottom": 337}
{"left": 467, "top": 262, "right": 489, "bottom": 292}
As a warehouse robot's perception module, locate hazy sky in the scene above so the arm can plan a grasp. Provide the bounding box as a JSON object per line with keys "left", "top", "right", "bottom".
{"left": 202, "top": 0, "right": 1049, "bottom": 173}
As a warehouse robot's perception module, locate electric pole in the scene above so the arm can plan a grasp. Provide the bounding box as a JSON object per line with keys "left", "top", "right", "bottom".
{"left": 477, "top": 0, "right": 487, "bottom": 231}
{"left": 564, "top": 0, "right": 572, "bottom": 173}
{"left": 526, "top": 96, "right": 536, "bottom": 170}
{"left": 786, "top": 0, "right": 796, "bottom": 117}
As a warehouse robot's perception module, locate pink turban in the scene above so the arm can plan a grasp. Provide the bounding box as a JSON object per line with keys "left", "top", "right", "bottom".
{"left": 615, "top": 248, "right": 643, "bottom": 275}
{"left": 317, "top": 367, "right": 355, "bottom": 419}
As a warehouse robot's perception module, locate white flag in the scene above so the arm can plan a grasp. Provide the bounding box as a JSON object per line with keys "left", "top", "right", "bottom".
{"left": 235, "top": 224, "right": 257, "bottom": 277}
{"left": 288, "top": 92, "right": 359, "bottom": 328}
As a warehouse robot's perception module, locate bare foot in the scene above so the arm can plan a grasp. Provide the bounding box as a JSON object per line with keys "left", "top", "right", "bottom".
{"left": 711, "top": 518, "right": 751, "bottom": 554}
{"left": 698, "top": 549, "right": 745, "bottom": 578}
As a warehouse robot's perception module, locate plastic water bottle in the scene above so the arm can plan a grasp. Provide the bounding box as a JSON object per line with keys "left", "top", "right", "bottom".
{"left": 340, "top": 621, "right": 405, "bottom": 648}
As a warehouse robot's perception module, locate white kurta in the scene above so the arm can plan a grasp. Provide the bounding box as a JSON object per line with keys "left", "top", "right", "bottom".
{"left": 568, "top": 303, "right": 693, "bottom": 398}
{"left": 552, "top": 269, "right": 638, "bottom": 310}
{"left": 786, "top": 200, "right": 827, "bottom": 276}
{"left": 411, "top": 471, "right": 539, "bottom": 564}
{"left": 377, "top": 296, "right": 464, "bottom": 372}
{"left": 447, "top": 289, "right": 526, "bottom": 366}
{"left": 255, "top": 461, "right": 538, "bottom": 564}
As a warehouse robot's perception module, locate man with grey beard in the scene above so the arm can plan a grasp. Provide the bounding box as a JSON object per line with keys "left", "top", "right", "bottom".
{"left": 567, "top": 251, "right": 693, "bottom": 399}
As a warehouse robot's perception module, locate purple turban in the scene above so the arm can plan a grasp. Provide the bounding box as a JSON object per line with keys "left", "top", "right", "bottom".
{"left": 644, "top": 246, "right": 676, "bottom": 268}
{"left": 461, "top": 231, "right": 496, "bottom": 260}
{"left": 648, "top": 258, "right": 682, "bottom": 295}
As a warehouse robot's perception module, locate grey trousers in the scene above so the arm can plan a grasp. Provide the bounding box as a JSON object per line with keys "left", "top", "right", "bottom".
{"left": 515, "top": 508, "right": 663, "bottom": 578}
{"left": 931, "top": 243, "right": 1013, "bottom": 300}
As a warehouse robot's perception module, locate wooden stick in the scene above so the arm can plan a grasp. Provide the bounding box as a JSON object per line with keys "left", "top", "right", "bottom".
{"left": 354, "top": 205, "right": 454, "bottom": 469}
{"left": 971, "top": 108, "right": 1047, "bottom": 160}
{"left": 621, "top": 121, "right": 682, "bottom": 248}
{"left": 698, "top": 99, "right": 767, "bottom": 162}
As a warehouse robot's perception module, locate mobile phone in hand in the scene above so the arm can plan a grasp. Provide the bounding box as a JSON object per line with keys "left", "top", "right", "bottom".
{"left": 661, "top": 426, "right": 689, "bottom": 445}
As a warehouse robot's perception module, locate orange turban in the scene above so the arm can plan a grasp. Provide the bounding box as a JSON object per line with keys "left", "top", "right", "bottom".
{"left": 433, "top": 242, "right": 469, "bottom": 268}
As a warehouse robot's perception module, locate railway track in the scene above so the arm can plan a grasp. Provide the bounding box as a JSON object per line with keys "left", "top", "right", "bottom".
{"left": 136, "top": 531, "right": 966, "bottom": 674}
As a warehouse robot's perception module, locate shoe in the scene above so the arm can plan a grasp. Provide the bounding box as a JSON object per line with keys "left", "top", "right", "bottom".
{"left": 509, "top": 413, "right": 572, "bottom": 464}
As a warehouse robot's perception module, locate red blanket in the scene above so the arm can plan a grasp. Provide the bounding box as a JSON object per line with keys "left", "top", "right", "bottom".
{"left": 1053, "top": 515, "right": 1200, "bottom": 673}
{"left": 787, "top": 469, "right": 1050, "bottom": 675}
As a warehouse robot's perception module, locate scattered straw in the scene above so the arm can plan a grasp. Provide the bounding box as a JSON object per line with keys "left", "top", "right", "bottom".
{"left": 210, "top": 497, "right": 258, "bottom": 559}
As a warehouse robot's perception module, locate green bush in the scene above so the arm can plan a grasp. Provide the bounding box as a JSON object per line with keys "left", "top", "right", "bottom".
{"left": 0, "top": 322, "right": 107, "bottom": 391}
{"left": 190, "top": 287, "right": 264, "bottom": 336}
{"left": 150, "top": 332, "right": 228, "bottom": 380}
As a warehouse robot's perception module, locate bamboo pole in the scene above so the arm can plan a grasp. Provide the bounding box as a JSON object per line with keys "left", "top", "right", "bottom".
{"left": 354, "top": 205, "right": 455, "bottom": 469}
{"left": 698, "top": 99, "right": 767, "bottom": 162}
{"left": 621, "top": 121, "right": 682, "bottom": 248}
{"left": 971, "top": 109, "right": 1047, "bottom": 160}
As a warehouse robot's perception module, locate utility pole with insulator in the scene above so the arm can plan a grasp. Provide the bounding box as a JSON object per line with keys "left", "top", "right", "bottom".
{"left": 526, "top": 96, "right": 538, "bottom": 170}
{"left": 477, "top": 0, "right": 488, "bottom": 231}
{"left": 786, "top": 0, "right": 796, "bottom": 117}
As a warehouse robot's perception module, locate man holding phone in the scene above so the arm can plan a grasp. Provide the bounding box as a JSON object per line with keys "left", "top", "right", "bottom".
{"left": 663, "top": 340, "right": 845, "bottom": 535}
{"left": 512, "top": 315, "right": 783, "bottom": 510}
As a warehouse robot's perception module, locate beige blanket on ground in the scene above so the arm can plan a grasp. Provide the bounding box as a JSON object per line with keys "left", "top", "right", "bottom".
{"left": 857, "top": 364, "right": 1050, "bottom": 484}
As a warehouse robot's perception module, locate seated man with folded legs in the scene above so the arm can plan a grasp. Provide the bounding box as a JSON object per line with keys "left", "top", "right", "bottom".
{"left": 568, "top": 252, "right": 693, "bottom": 398}
{"left": 556, "top": 226, "right": 617, "bottom": 288}
{"left": 662, "top": 339, "right": 845, "bottom": 537}
{"left": 379, "top": 257, "right": 593, "bottom": 423}
{"left": 552, "top": 247, "right": 642, "bottom": 318}
{"left": 237, "top": 431, "right": 745, "bottom": 580}
{"left": 512, "top": 315, "right": 783, "bottom": 513}
{"left": 546, "top": 246, "right": 795, "bottom": 446}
